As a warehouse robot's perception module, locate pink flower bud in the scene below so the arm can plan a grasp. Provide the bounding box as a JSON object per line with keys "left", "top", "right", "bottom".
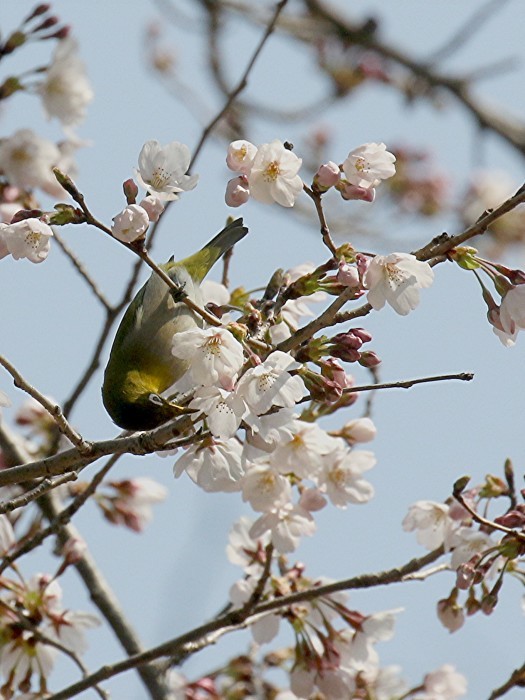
{"left": 437, "top": 598, "right": 465, "bottom": 633}
{"left": 225, "top": 175, "right": 250, "bottom": 207}
{"left": 340, "top": 417, "right": 376, "bottom": 445}
{"left": 456, "top": 562, "right": 476, "bottom": 590}
{"left": 320, "top": 357, "right": 352, "bottom": 390}
{"left": 139, "top": 195, "right": 165, "bottom": 222}
{"left": 358, "top": 350, "right": 382, "bottom": 368}
{"left": 356, "top": 253, "right": 370, "bottom": 278}
{"left": 313, "top": 161, "right": 341, "bottom": 191}
{"left": 494, "top": 510, "right": 525, "bottom": 528}
{"left": 351, "top": 327, "right": 373, "bottom": 343}
{"left": 337, "top": 180, "right": 376, "bottom": 202}
{"left": 122, "top": 178, "right": 138, "bottom": 204}
{"left": 337, "top": 259, "right": 360, "bottom": 288}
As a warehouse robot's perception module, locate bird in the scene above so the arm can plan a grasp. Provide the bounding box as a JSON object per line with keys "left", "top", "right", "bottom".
{"left": 102, "top": 218, "right": 248, "bottom": 430}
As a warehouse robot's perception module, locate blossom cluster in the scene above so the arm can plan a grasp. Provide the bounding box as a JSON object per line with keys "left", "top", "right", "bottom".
{"left": 0, "top": 517, "right": 99, "bottom": 696}
{"left": 0, "top": 21, "right": 93, "bottom": 263}
{"left": 225, "top": 139, "right": 396, "bottom": 208}
{"left": 170, "top": 323, "right": 377, "bottom": 553}
{"left": 163, "top": 515, "right": 468, "bottom": 700}
{"left": 403, "top": 468, "right": 525, "bottom": 634}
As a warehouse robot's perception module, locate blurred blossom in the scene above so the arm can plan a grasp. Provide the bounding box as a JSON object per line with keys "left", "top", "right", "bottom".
{"left": 38, "top": 37, "right": 94, "bottom": 127}
{"left": 97, "top": 477, "right": 167, "bottom": 532}
{"left": 402, "top": 501, "right": 458, "bottom": 551}
{"left": 0, "top": 129, "right": 62, "bottom": 196}
{"left": 416, "top": 664, "right": 467, "bottom": 699}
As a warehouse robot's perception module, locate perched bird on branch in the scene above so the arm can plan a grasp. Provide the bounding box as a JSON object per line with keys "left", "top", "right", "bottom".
{"left": 102, "top": 218, "right": 248, "bottom": 430}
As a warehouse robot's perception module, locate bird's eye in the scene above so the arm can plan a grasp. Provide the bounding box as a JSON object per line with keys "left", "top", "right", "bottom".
{"left": 148, "top": 393, "right": 164, "bottom": 406}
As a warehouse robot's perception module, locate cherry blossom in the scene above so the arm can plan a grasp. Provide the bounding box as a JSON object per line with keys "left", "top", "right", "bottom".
{"left": 136, "top": 140, "right": 198, "bottom": 200}
{"left": 0, "top": 514, "right": 15, "bottom": 555}
{"left": 270, "top": 419, "right": 339, "bottom": 479}
{"left": 313, "top": 161, "right": 341, "bottom": 191}
{"left": 139, "top": 194, "right": 165, "bottom": 222}
{"left": 236, "top": 350, "right": 307, "bottom": 415}
{"left": 226, "top": 140, "right": 257, "bottom": 174}
{"left": 38, "top": 38, "right": 94, "bottom": 127}
{"left": 0, "top": 218, "right": 53, "bottom": 263}
{"left": 449, "top": 528, "right": 495, "bottom": 570}
{"left": 339, "top": 417, "right": 377, "bottom": 445}
{"left": 250, "top": 503, "right": 316, "bottom": 553}
{"left": 0, "top": 129, "right": 62, "bottom": 195}
{"left": 495, "top": 283, "right": 525, "bottom": 345}
{"left": 402, "top": 501, "right": 458, "bottom": 551}
{"left": 111, "top": 204, "right": 149, "bottom": 242}
{"left": 415, "top": 664, "right": 467, "bottom": 699}
{"left": 364, "top": 252, "right": 434, "bottom": 315}
{"left": 189, "top": 385, "right": 246, "bottom": 438}
{"left": 226, "top": 515, "right": 270, "bottom": 574}
{"left": 225, "top": 174, "right": 251, "bottom": 207}
{"left": 172, "top": 327, "right": 245, "bottom": 390}
{"left": 248, "top": 140, "right": 303, "bottom": 207}
{"left": 173, "top": 437, "right": 244, "bottom": 492}
{"left": 241, "top": 459, "right": 292, "bottom": 512}
{"left": 317, "top": 447, "right": 375, "bottom": 508}
{"left": 342, "top": 142, "right": 396, "bottom": 189}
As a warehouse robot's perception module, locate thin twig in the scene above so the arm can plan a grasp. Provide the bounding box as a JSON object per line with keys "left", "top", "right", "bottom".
{"left": 303, "top": 183, "right": 338, "bottom": 256}
{"left": 189, "top": 0, "right": 290, "bottom": 171}
{"left": 0, "top": 455, "right": 119, "bottom": 574}
{"left": 0, "top": 354, "right": 90, "bottom": 454}
{"left": 453, "top": 490, "right": 525, "bottom": 544}
{"left": 0, "top": 471, "right": 78, "bottom": 516}
{"left": 0, "top": 418, "right": 197, "bottom": 488}
{"left": 0, "top": 424, "right": 169, "bottom": 699}
{"left": 427, "top": 0, "right": 511, "bottom": 64}
{"left": 488, "top": 659, "right": 525, "bottom": 699}
{"left": 53, "top": 230, "right": 112, "bottom": 312}
{"left": 46, "top": 545, "right": 444, "bottom": 700}
{"left": 344, "top": 372, "right": 474, "bottom": 395}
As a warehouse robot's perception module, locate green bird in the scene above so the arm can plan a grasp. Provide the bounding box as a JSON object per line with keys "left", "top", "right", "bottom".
{"left": 102, "top": 218, "right": 248, "bottom": 431}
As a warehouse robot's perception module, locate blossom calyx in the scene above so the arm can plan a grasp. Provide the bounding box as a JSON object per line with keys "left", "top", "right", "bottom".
{"left": 449, "top": 246, "right": 480, "bottom": 271}
{"left": 226, "top": 322, "right": 248, "bottom": 344}
{"left": 49, "top": 203, "right": 85, "bottom": 226}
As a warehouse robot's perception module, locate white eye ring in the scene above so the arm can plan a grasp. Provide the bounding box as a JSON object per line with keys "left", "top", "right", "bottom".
{"left": 148, "top": 393, "right": 164, "bottom": 406}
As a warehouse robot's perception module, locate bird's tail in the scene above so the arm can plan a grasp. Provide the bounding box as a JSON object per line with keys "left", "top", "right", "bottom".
{"left": 180, "top": 218, "right": 248, "bottom": 283}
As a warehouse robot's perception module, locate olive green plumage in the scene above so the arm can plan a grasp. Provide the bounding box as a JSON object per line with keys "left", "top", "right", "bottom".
{"left": 102, "top": 218, "right": 247, "bottom": 430}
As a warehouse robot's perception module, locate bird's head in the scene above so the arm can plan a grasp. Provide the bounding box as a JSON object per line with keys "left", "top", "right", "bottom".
{"left": 103, "top": 389, "right": 179, "bottom": 431}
